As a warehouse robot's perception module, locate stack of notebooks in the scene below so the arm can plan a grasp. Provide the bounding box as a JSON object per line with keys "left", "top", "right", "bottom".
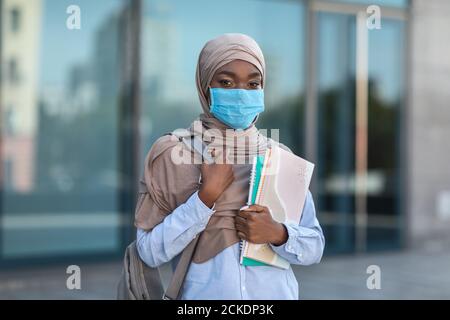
{"left": 239, "top": 145, "right": 315, "bottom": 269}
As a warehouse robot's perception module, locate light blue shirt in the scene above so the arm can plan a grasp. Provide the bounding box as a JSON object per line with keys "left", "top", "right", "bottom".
{"left": 136, "top": 190, "right": 325, "bottom": 300}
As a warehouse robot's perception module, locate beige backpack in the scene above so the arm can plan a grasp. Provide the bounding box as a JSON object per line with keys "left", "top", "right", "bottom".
{"left": 117, "top": 132, "right": 211, "bottom": 300}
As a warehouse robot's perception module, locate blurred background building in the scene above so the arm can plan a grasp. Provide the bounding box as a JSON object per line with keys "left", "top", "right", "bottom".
{"left": 0, "top": 0, "right": 449, "bottom": 298}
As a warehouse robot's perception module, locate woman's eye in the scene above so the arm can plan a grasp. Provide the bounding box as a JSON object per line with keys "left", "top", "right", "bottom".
{"left": 249, "top": 82, "right": 261, "bottom": 88}
{"left": 219, "top": 79, "right": 232, "bottom": 87}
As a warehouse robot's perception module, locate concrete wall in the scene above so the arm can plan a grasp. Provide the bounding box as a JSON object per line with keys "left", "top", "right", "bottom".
{"left": 409, "top": 0, "right": 450, "bottom": 248}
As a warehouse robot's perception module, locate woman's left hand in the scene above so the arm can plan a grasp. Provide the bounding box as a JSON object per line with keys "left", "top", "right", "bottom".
{"left": 235, "top": 205, "right": 288, "bottom": 246}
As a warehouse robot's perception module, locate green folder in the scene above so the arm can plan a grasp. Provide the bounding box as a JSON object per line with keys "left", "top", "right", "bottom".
{"left": 241, "top": 155, "right": 270, "bottom": 267}
{"left": 242, "top": 256, "right": 267, "bottom": 266}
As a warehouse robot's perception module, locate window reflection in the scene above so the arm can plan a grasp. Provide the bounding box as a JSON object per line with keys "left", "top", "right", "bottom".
{"left": 0, "top": 0, "right": 408, "bottom": 263}
{"left": 317, "top": 13, "right": 357, "bottom": 253}
{"left": 316, "top": 12, "right": 405, "bottom": 253}
{"left": 366, "top": 18, "right": 405, "bottom": 250}
{"left": 333, "top": 0, "right": 408, "bottom": 8}
{"left": 1, "top": 0, "right": 126, "bottom": 258}
{"left": 139, "top": 0, "right": 306, "bottom": 161}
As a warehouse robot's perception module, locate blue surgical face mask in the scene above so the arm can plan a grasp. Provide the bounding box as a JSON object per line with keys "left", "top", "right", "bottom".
{"left": 209, "top": 87, "right": 264, "bottom": 130}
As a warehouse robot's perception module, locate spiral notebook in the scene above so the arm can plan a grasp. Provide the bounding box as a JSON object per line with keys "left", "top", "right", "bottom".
{"left": 239, "top": 145, "right": 315, "bottom": 269}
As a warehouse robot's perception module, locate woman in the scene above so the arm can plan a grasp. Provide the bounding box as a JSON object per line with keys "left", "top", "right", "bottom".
{"left": 135, "top": 33, "right": 324, "bottom": 300}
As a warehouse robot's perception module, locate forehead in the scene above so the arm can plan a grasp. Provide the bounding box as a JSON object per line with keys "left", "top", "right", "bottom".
{"left": 214, "top": 59, "right": 261, "bottom": 76}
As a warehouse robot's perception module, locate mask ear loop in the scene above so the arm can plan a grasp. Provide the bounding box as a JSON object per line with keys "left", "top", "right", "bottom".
{"left": 207, "top": 86, "right": 212, "bottom": 106}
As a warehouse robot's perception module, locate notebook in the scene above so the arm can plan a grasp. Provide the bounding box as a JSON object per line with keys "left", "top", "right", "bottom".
{"left": 239, "top": 155, "right": 267, "bottom": 267}
{"left": 239, "top": 145, "right": 315, "bottom": 269}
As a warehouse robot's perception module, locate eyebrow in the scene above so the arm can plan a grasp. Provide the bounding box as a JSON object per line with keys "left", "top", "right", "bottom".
{"left": 247, "top": 71, "right": 262, "bottom": 79}
{"left": 215, "top": 70, "right": 262, "bottom": 79}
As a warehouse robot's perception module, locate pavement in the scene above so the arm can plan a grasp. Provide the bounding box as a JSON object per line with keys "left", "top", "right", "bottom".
{"left": 296, "top": 247, "right": 450, "bottom": 299}
{"left": 1, "top": 247, "right": 449, "bottom": 299}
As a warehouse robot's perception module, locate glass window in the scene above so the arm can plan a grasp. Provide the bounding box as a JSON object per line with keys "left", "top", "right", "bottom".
{"left": 10, "top": 7, "right": 21, "bottom": 33}
{"left": 8, "top": 58, "right": 19, "bottom": 83}
{"left": 366, "top": 18, "right": 405, "bottom": 250}
{"left": 1, "top": 0, "right": 128, "bottom": 260}
{"left": 316, "top": 12, "right": 357, "bottom": 253}
{"left": 333, "top": 0, "right": 408, "bottom": 8}
{"left": 0, "top": 0, "right": 408, "bottom": 265}
{"left": 315, "top": 11, "right": 406, "bottom": 254}
{"left": 139, "top": 0, "right": 307, "bottom": 162}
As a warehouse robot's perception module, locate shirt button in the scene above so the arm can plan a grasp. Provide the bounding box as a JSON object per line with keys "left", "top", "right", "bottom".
{"left": 242, "top": 286, "right": 246, "bottom": 291}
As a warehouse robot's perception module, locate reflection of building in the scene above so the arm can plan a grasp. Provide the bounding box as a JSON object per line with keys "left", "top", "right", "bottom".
{"left": 39, "top": 7, "right": 124, "bottom": 120}
{"left": 66, "top": 63, "right": 98, "bottom": 115}
{"left": 1, "top": 0, "right": 42, "bottom": 192}
{"left": 0, "top": 0, "right": 449, "bottom": 270}
{"left": 141, "top": 1, "right": 189, "bottom": 105}
{"left": 93, "top": 10, "right": 122, "bottom": 107}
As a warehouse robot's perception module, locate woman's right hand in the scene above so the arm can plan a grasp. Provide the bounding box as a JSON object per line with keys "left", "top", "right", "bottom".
{"left": 198, "top": 162, "right": 234, "bottom": 208}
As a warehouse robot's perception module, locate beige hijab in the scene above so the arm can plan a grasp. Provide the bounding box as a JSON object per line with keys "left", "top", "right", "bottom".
{"left": 134, "top": 33, "right": 271, "bottom": 263}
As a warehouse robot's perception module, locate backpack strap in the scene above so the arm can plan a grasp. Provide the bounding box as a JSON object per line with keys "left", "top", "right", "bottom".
{"left": 163, "top": 235, "right": 201, "bottom": 300}
{"left": 162, "top": 131, "right": 211, "bottom": 300}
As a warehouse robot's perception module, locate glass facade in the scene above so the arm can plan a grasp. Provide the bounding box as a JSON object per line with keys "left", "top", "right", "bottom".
{"left": 139, "top": 0, "right": 307, "bottom": 161}
{"left": 1, "top": 0, "right": 129, "bottom": 262}
{"left": 0, "top": 0, "right": 408, "bottom": 265}
{"left": 333, "top": 0, "right": 408, "bottom": 8}
{"left": 316, "top": 12, "right": 358, "bottom": 253}
{"left": 315, "top": 10, "right": 406, "bottom": 253}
